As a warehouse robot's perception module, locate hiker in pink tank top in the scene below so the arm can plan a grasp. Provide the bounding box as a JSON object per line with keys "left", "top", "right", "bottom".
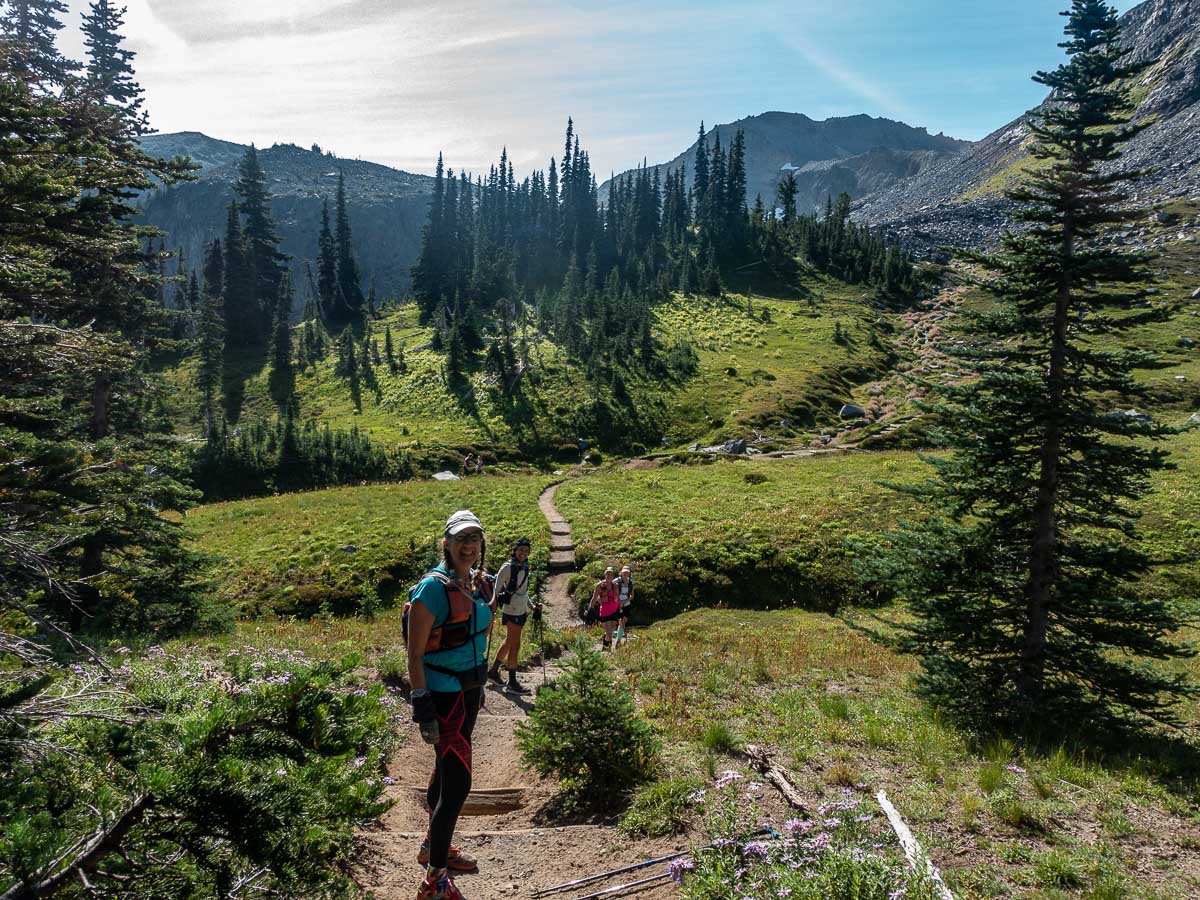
{"left": 589, "top": 567, "right": 621, "bottom": 650}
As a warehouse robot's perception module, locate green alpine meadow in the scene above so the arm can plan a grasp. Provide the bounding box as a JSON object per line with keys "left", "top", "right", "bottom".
{"left": 3, "top": 0, "right": 1199, "bottom": 897}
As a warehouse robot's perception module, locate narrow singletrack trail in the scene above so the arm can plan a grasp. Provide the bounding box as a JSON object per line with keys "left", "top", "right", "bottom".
{"left": 538, "top": 482, "right": 582, "bottom": 631}
{"left": 357, "top": 479, "right": 681, "bottom": 900}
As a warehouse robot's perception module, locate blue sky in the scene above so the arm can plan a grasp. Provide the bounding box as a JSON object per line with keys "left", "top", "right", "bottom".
{"left": 61, "top": 0, "right": 1142, "bottom": 177}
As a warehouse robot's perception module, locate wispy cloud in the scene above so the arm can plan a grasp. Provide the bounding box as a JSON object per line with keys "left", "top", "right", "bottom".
{"left": 776, "top": 32, "right": 920, "bottom": 125}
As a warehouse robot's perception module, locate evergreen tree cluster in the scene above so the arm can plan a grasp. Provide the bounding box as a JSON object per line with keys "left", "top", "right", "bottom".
{"left": 191, "top": 416, "right": 412, "bottom": 501}
{"left": 1, "top": 5, "right": 398, "bottom": 894}
{"left": 782, "top": 193, "right": 922, "bottom": 298}
{"left": 412, "top": 120, "right": 687, "bottom": 385}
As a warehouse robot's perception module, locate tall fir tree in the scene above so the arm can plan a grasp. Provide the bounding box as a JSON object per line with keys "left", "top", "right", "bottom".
{"left": 80, "top": 0, "right": 146, "bottom": 131}
{"left": 221, "top": 199, "right": 255, "bottom": 345}
{"left": 692, "top": 121, "right": 708, "bottom": 211}
{"left": 863, "top": 0, "right": 1196, "bottom": 732}
{"left": 234, "top": 145, "right": 286, "bottom": 339}
{"left": 0, "top": 0, "right": 77, "bottom": 89}
{"left": 268, "top": 273, "right": 296, "bottom": 411}
{"left": 334, "top": 170, "right": 365, "bottom": 323}
{"left": 316, "top": 197, "right": 338, "bottom": 321}
{"left": 196, "top": 244, "right": 225, "bottom": 434}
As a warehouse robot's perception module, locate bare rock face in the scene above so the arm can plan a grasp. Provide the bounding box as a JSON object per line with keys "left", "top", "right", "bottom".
{"left": 857, "top": 0, "right": 1200, "bottom": 252}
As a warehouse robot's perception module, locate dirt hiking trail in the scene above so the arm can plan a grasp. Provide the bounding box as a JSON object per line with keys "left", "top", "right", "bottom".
{"left": 357, "top": 482, "right": 682, "bottom": 900}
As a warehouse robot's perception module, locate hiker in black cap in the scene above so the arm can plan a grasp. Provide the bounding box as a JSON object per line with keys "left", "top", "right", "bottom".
{"left": 407, "top": 509, "right": 493, "bottom": 900}
{"left": 488, "top": 537, "right": 536, "bottom": 694}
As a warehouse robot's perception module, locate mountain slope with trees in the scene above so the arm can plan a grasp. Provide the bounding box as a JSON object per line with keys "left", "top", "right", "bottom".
{"left": 602, "top": 112, "right": 969, "bottom": 215}
{"left": 138, "top": 134, "right": 435, "bottom": 299}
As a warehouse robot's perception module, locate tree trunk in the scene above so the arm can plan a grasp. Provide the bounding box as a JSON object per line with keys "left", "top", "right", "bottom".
{"left": 90, "top": 372, "right": 112, "bottom": 439}
{"left": 1021, "top": 219, "right": 1073, "bottom": 709}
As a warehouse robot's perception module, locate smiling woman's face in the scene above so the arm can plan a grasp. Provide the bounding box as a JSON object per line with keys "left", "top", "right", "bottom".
{"left": 447, "top": 529, "right": 482, "bottom": 569}
{"left": 515, "top": 545, "right": 530, "bottom": 563}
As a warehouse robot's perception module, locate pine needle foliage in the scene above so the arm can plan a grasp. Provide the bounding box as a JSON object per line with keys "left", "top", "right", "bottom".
{"left": 515, "top": 637, "right": 659, "bottom": 810}
{"left": 861, "top": 1, "right": 1197, "bottom": 733}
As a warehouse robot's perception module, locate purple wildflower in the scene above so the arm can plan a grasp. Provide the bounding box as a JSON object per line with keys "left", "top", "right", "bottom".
{"left": 667, "top": 859, "right": 694, "bottom": 884}
{"left": 742, "top": 841, "right": 770, "bottom": 859}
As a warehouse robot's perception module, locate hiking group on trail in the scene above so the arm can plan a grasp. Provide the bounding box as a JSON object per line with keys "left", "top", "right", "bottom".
{"left": 404, "top": 507, "right": 638, "bottom": 899}
{"left": 588, "top": 565, "right": 635, "bottom": 650}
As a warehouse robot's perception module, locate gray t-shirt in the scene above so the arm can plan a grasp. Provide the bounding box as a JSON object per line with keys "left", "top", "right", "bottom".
{"left": 494, "top": 560, "right": 531, "bottom": 616}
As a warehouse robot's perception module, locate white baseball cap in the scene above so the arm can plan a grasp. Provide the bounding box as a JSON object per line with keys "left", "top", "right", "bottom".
{"left": 445, "top": 509, "right": 484, "bottom": 537}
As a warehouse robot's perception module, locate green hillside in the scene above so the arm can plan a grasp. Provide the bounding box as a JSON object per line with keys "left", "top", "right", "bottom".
{"left": 163, "top": 272, "right": 896, "bottom": 457}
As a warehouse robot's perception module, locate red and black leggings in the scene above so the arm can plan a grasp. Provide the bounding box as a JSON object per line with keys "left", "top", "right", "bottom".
{"left": 426, "top": 687, "right": 481, "bottom": 868}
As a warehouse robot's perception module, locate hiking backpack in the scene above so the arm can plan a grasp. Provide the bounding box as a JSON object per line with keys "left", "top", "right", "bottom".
{"left": 401, "top": 571, "right": 488, "bottom": 654}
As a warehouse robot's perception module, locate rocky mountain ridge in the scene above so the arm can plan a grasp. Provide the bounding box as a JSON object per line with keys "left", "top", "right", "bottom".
{"left": 600, "top": 112, "right": 969, "bottom": 214}
{"left": 138, "top": 135, "right": 435, "bottom": 300}
{"left": 857, "top": 0, "right": 1200, "bottom": 250}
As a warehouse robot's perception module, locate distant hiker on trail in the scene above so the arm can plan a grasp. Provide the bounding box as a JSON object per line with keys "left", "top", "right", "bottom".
{"left": 589, "top": 567, "right": 621, "bottom": 650}
{"left": 616, "top": 565, "right": 635, "bottom": 640}
{"left": 474, "top": 455, "right": 484, "bottom": 476}
{"left": 405, "top": 510, "right": 493, "bottom": 900}
{"left": 488, "top": 537, "right": 536, "bottom": 694}
{"left": 461, "top": 454, "right": 472, "bottom": 477}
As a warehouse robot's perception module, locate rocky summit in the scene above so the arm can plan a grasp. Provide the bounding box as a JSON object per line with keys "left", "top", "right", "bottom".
{"left": 600, "top": 111, "right": 969, "bottom": 214}
{"left": 857, "top": 0, "right": 1200, "bottom": 251}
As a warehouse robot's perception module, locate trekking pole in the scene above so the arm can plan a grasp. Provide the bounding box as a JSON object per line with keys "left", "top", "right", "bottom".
{"left": 567, "top": 871, "right": 669, "bottom": 900}
{"left": 533, "top": 827, "right": 773, "bottom": 897}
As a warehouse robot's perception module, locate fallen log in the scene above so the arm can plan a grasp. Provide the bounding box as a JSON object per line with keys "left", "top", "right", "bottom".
{"left": 741, "top": 744, "right": 806, "bottom": 811}
{"left": 876, "top": 790, "right": 954, "bottom": 900}
{"left": 409, "top": 786, "right": 527, "bottom": 816}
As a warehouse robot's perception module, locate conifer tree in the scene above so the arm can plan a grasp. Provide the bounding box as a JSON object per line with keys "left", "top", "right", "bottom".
{"left": 234, "top": 145, "right": 286, "bottom": 337}
{"left": 316, "top": 198, "right": 338, "bottom": 320}
{"left": 334, "top": 170, "right": 365, "bottom": 322}
{"left": 865, "top": 0, "right": 1196, "bottom": 731}
{"left": 692, "top": 121, "right": 708, "bottom": 210}
{"left": 384, "top": 324, "right": 397, "bottom": 373}
{"left": 80, "top": 0, "right": 146, "bottom": 130}
{"left": 0, "top": 0, "right": 77, "bottom": 89}
{"left": 776, "top": 171, "right": 798, "bottom": 227}
{"left": 268, "top": 273, "right": 296, "bottom": 410}
{"left": 221, "top": 199, "right": 256, "bottom": 344}
{"left": 196, "top": 243, "right": 225, "bottom": 433}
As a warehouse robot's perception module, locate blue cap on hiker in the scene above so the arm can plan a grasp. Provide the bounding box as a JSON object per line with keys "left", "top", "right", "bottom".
{"left": 445, "top": 509, "right": 484, "bottom": 537}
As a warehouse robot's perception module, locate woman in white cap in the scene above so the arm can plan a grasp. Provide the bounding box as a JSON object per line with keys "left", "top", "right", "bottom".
{"left": 406, "top": 510, "right": 494, "bottom": 900}
{"left": 616, "top": 565, "right": 635, "bottom": 640}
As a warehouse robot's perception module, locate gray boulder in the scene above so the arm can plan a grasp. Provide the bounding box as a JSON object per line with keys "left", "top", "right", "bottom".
{"left": 839, "top": 403, "right": 867, "bottom": 420}
{"left": 1108, "top": 408, "right": 1153, "bottom": 424}
{"left": 1191, "top": 287, "right": 1200, "bottom": 299}
{"left": 724, "top": 439, "right": 748, "bottom": 454}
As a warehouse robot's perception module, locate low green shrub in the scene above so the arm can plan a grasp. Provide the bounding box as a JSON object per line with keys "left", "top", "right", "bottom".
{"left": 619, "top": 776, "right": 704, "bottom": 837}
{"left": 515, "top": 637, "right": 659, "bottom": 810}
{"left": 1, "top": 646, "right": 396, "bottom": 897}
{"left": 700, "top": 721, "right": 741, "bottom": 754}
